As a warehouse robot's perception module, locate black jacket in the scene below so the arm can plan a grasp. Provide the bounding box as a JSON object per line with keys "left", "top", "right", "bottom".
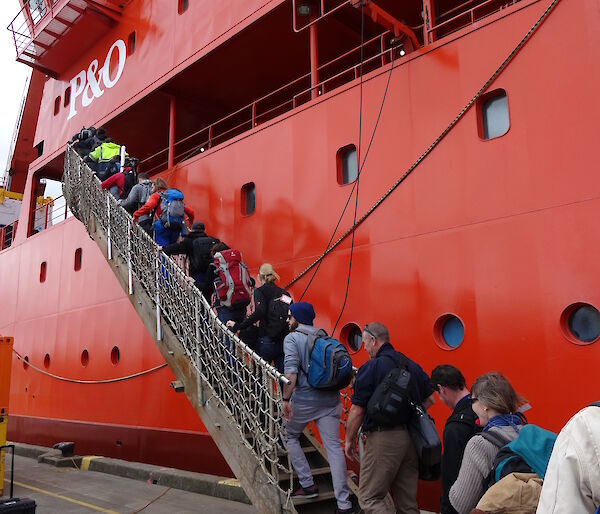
{"left": 232, "top": 282, "right": 287, "bottom": 341}
{"left": 163, "top": 231, "right": 218, "bottom": 276}
{"left": 440, "top": 395, "right": 479, "bottom": 514}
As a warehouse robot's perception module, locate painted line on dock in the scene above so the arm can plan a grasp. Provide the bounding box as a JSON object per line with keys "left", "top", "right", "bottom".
{"left": 4, "top": 479, "right": 119, "bottom": 513}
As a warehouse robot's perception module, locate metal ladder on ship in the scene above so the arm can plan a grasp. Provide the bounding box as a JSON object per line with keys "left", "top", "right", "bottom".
{"left": 62, "top": 145, "right": 358, "bottom": 514}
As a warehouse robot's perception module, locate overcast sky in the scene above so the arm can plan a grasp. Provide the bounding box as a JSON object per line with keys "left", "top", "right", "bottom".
{"left": 1, "top": 1, "right": 32, "bottom": 178}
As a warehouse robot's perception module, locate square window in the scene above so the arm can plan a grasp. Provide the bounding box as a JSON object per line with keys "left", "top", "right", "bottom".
{"left": 241, "top": 182, "right": 255, "bottom": 216}
{"left": 337, "top": 144, "right": 358, "bottom": 185}
{"left": 478, "top": 89, "right": 509, "bottom": 140}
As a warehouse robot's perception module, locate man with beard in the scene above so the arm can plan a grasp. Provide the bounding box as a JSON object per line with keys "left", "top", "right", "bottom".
{"left": 282, "top": 302, "right": 354, "bottom": 514}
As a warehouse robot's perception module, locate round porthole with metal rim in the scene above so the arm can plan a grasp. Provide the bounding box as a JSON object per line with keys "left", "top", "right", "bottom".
{"left": 561, "top": 302, "right": 600, "bottom": 345}
{"left": 434, "top": 314, "right": 465, "bottom": 350}
{"left": 340, "top": 323, "right": 363, "bottom": 353}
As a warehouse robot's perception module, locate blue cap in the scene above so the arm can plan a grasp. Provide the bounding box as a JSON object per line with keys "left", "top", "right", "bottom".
{"left": 289, "top": 302, "right": 316, "bottom": 326}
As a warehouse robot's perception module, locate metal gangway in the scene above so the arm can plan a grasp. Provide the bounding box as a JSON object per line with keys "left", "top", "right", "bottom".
{"left": 62, "top": 145, "right": 357, "bottom": 514}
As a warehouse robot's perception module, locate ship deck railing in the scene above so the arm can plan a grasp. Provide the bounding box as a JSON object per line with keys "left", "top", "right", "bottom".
{"left": 141, "top": 0, "right": 525, "bottom": 175}
{"left": 0, "top": 193, "right": 71, "bottom": 252}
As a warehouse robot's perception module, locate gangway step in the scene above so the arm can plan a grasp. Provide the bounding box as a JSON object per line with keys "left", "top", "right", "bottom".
{"left": 292, "top": 491, "right": 336, "bottom": 506}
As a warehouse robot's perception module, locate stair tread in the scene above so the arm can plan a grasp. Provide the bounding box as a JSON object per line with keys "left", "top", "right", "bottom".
{"left": 291, "top": 490, "right": 336, "bottom": 506}
{"left": 288, "top": 466, "right": 331, "bottom": 478}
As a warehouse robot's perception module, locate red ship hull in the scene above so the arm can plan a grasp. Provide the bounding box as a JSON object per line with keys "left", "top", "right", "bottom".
{"left": 2, "top": 0, "right": 600, "bottom": 509}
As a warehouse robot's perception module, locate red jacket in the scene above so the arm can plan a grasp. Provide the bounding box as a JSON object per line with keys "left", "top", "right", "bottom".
{"left": 133, "top": 190, "right": 195, "bottom": 224}
{"left": 101, "top": 173, "right": 125, "bottom": 196}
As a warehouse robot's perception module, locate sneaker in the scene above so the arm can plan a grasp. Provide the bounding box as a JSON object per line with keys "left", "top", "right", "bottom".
{"left": 335, "top": 507, "right": 355, "bottom": 514}
{"left": 291, "top": 483, "right": 319, "bottom": 499}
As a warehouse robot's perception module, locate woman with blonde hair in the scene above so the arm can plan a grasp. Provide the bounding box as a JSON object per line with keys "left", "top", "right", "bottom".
{"left": 449, "top": 372, "right": 525, "bottom": 514}
{"left": 227, "top": 263, "right": 291, "bottom": 372}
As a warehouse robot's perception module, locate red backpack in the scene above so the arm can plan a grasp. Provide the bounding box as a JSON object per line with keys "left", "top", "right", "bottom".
{"left": 213, "top": 249, "right": 252, "bottom": 307}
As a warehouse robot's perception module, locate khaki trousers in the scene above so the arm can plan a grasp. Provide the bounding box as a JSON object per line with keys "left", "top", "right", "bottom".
{"left": 358, "top": 426, "right": 419, "bottom": 514}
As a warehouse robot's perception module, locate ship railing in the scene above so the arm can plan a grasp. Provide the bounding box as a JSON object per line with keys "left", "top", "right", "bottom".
{"left": 7, "top": 0, "right": 57, "bottom": 62}
{"left": 428, "top": 0, "right": 521, "bottom": 41}
{"left": 0, "top": 193, "right": 70, "bottom": 252}
{"left": 63, "top": 145, "right": 293, "bottom": 492}
{"left": 141, "top": 28, "right": 395, "bottom": 175}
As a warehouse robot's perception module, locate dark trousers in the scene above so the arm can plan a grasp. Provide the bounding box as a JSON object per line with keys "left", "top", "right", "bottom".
{"left": 257, "top": 335, "right": 284, "bottom": 373}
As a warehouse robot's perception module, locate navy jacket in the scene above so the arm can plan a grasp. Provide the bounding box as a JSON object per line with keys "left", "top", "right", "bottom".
{"left": 351, "top": 342, "right": 434, "bottom": 432}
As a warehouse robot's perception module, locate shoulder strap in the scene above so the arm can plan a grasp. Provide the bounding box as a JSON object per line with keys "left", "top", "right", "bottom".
{"left": 295, "top": 328, "right": 327, "bottom": 375}
{"left": 381, "top": 352, "right": 408, "bottom": 370}
{"left": 480, "top": 431, "right": 513, "bottom": 449}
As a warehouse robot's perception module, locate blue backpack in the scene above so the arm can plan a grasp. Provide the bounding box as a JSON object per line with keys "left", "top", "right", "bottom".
{"left": 482, "top": 424, "right": 557, "bottom": 489}
{"left": 159, "top": 189, "right": 185, "bottom": 229}
{"left": 299, "top": 329, "right": 353, "bottom": 391}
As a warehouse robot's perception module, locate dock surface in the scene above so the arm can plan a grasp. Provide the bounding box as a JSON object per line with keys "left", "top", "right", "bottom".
{"left": 3, "top": 455, "right": 257, "bottom": 513}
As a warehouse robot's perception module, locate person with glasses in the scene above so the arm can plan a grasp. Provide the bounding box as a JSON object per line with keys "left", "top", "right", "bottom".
{"left": 344, "top": 322, "right": 434, "bottom": 514}
{"left": 430, "top": 365, "right": 479, "bottom": 514}
{"left": 281, "top": 302, "right": 354, "bottom": 514}
{"left": 449, "top": 372, "right": 525, "bottom": 514}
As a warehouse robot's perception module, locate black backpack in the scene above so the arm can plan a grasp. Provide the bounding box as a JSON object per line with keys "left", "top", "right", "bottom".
{"left": 266, "top": 287, "right": 292, "bottom": 340}
{"left": 190, "top": 236, "right": 219, "bottom": 273}
{"left": 121, "top": 170, "right": 138, "bottom": 200}
{"left": 367, "top": 353, "right": 413, "bottom": 427}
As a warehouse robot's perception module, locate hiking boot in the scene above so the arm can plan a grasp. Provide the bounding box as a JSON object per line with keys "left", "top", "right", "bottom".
{"left": 291, "top": 483, "right": 319, "bottom": 499}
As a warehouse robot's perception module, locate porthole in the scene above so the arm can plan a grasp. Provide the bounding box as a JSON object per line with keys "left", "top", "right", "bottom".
{"left": 81, "top": 349, "right": 89, "bottom": 367}
{"left": 110, "top": 346, "right": 120, "bottom": 365}
{"left": 178, "top": 0, "right": 189, "bottom": 14}
{"left": 340, "top": 323, "right": 362, "bottom": 353}
{"left": 43, "top": 353, "right": 50, "bottom": 368}
{"left": 23, "top": 356, "right": 29, "bottom": 370}
{"left": 561, "top": 303, "right": 600, "bottom": 345}
{"left": 336, "top": 144, "right": 358, "bottom": 185}
{"left": 127, "top": 31, "right": 136, "bottom": 55}
{"left": 434, "top": 314, "right": 465, "bottom": 350}
{"left": 40, "top": 261, "right": 47, "bottom": 282}
{"left": 63, "top": 87, "right": 71, "bottom": 107}
{"left": 74, "top": 248, "right": 82, "bottom": 271}
{"left": 241, "top": 182, "right": 255, "bottom": 216}
{"left": 477, "top": 89, "right": 509, "bottom": 140}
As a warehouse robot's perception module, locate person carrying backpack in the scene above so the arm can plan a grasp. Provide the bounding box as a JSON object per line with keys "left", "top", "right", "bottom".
{"left": 281, "top": 302, "right": 354, "bottom": 513}
{"left": 86, "top": 139, "right": 127, "bottom": 178}
{"left": 227, "top": 263, "right": 291, "bottom": 372}
{"left": 344, "top": 322, "right": 435, "bottom": 514}
{"left": 162, "top": 221, "right": 219, "bottom": 300}
{"left": 132, "top": 178, "right": 194, "bottom": 246}
{"left": 449, "top": 372, "right": 525, "bottom": 514}
{"left": 119, "top": 172, "right": 153, "bottom": 234}
{"left": 430, "top": 365, "right": 480, "bottom": 514}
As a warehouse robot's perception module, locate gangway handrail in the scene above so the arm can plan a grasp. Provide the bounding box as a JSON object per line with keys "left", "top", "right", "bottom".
{"left": 62, "top": 145, "right": 292, "bottom": 492}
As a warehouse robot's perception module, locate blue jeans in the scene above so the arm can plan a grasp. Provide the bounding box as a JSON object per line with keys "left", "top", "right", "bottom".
{"left": 257, "top": 335, "right": 284, "bottom": 373}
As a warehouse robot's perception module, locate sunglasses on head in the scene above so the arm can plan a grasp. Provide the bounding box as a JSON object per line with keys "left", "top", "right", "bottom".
{"left": 363, "top": 324, "right": 376, "bottom": 338}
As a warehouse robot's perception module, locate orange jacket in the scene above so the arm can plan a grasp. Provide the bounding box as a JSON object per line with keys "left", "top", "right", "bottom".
{"left": 133, "top": 190, "right": 195, "bottom": 224}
